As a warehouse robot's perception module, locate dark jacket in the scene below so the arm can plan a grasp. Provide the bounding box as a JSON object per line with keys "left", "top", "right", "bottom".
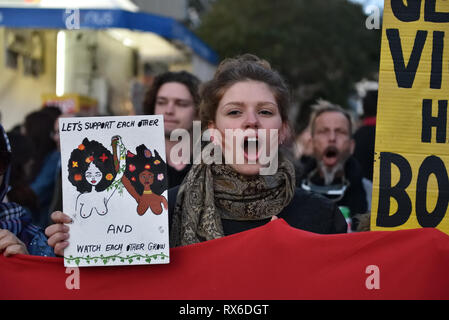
{"left": 296, "top": 156, "right": 372, "bottom": 230}
{"left": 168, "top": 186, "right": 347, "bottom": 238}
{"left": 353, "top": 123, "right": 376, "bottom": 181}
{"left": 167, "top": 163, "right": 191, "bottom": 189}
{"left": 0, "top": 124, "right": 55, "bottom": 256}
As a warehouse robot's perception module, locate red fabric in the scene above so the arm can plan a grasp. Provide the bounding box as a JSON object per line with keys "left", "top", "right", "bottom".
{"left": 362, "top": 116, "right": 377, "bottom": 126}
{"left": 1, "top": 219, "right": 449, "bottom": 300}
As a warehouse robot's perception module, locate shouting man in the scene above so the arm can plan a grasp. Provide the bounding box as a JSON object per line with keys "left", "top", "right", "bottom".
{"left": 297, "top": 101, "right": 372, "bottom": 231}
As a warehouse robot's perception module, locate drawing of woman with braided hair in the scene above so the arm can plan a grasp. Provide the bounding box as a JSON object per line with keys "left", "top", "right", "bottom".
{"left": 67, "top": 136, "right": 125, "bottom": 219}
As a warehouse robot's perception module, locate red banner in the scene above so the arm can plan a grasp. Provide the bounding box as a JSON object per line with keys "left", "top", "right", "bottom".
{"left": 1, "top": 219, "right": 448, "bottom": 300}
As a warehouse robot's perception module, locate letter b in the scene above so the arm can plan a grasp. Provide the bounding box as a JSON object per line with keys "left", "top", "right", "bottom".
{"left": 376, "top": 152, "right": 412, "bottom": 227}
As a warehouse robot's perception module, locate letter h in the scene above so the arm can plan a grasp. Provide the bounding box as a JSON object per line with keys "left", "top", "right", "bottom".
{"left": 421, "top": 99, "right": 447, "bottom": 143}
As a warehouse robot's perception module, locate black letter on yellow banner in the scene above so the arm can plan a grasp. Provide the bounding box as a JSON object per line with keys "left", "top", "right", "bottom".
{"left": 416, "top": 156, "right": 449, "bottom": 227}
{"left": 386, "top": 29, "right": 427, "bottom": 88}
{"left": 377, "top": 152, "right": 412, "bottom": 227}
{"left": 421, "top": 99, "right": 447, "bottom": 143}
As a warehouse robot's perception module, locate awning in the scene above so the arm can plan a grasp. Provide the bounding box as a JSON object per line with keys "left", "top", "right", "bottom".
{"left": 0, "top": 5, "right": 219, "bottom": 64}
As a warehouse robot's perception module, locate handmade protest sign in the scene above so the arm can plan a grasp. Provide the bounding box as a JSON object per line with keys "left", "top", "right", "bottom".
{"left": 371, "top": 0, "right": 449, "bottom": 234}
{"left": 59, "top": 115, "right": 170, "bottom": 267}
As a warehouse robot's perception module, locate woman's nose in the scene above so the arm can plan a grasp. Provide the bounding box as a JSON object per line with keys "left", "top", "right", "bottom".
{"left": 243, "top": 111, "right": 259, "bottom": 128}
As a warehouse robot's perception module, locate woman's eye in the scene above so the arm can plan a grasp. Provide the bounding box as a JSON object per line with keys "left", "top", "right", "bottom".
{"left": 95, "top": 173, "right": 102, "bottom": 177}
{"left": 259, "top": 110, "right": 273, "bottom": 115}
{"left": 227, "top": 110, "right": 241, "bottom": 116}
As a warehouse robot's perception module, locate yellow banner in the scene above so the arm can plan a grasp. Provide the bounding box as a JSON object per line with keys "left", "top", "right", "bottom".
{"left": 371, "top": 0, "right": 449, "bottom": 234}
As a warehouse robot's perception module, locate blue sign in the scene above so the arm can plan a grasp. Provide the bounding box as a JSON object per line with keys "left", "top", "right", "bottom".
{"left": 0, "top": 7, "right": 218, "bottom": 64}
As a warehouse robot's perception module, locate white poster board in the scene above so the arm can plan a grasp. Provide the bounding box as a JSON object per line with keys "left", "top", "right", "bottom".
{"left": 59, "top": 115, "right": 170, "bottom": 267}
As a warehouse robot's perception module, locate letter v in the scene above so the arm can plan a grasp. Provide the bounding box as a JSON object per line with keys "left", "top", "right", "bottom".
{"left": 386, "top": 29, "right": 427, "bottom": 88}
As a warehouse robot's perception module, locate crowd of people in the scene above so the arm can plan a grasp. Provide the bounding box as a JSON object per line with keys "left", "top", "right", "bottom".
{"left": 0, "top": 54, "right": 378, "bottom": 257}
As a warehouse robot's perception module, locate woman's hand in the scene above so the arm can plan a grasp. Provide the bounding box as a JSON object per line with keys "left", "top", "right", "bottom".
{"left": 45, "top": 211, "right": 72, "bottom": 256}
{"left": 0, "top": 229, "right": 29, "bottom": 257}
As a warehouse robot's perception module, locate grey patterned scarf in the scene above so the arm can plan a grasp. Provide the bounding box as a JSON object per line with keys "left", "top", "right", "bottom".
{"left": 170, "top": 155, "right": 296, "bottom": 247}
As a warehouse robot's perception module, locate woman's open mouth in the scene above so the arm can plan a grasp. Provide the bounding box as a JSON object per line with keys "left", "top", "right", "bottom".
{"left": 242, "top": 136, "right": 261, "bottom": 163}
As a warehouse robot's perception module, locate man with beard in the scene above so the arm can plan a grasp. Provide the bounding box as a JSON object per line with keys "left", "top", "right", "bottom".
{"left": 296, "top": 101, "right": 372, "bottom": 232}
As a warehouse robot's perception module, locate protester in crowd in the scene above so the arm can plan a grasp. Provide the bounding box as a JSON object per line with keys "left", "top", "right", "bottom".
{"left": 353, "top": 90, "right": 378, "bottom": 181}
{"left": 46, "top": 112, "right": 66, "bottom": 219}
{"left": 41, "top": 105, "right": 63, "bottom": 124}
{"left": 24, "top": 107, "right": 61, "bottom": 228}
{"left": 296, "top": 100, "right": 372, "bottom": 231}
{"left": 46, "top": 54, "right": 347, "bottom": 255}
{"left": 293, "top": 97, "right": 329, "bottom": 162}
{"left": 25, "top": 107, "right": 61, "bottom": 181}
{"left": 0, "top": 124, "right": 55, "bottom": 257}
{"left": 130, "top": 62, "right": 156, "bottom": 115}
{"left": 6, "top": 131, "right": 39, "bottom": 220}
{"left": 293, "top": 116, "right": 313, "bottom": 162}
{"left": 142, "top": 71, "right": 201, "bottom": 188}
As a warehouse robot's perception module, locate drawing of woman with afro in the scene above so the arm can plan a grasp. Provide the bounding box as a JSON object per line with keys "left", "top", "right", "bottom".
{"left": 67, "top": 136, "right": 125, "bottom": 218}
{"left": 121, "top": 145, "right": 168, "bottom": 215}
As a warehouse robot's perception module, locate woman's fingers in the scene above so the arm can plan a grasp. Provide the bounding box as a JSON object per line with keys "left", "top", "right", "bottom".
{"left": 45, "top": 212, "right": 72, "bottom": 256}
{"left": 45, "top": 223, "right": 69, "bottom": 238}
{"left": 47, "top": 230, "right": 70, "bottom": 248}
{"left": 50, "top": 211, "right": 73, "bottom": 224}
{"left": 4, "top": 244, "right": 28, "bottom": 257}
{"left": 0, "top": 229, "right": 28, "bottom": 256}
{"left": 54, "top": 241, "right": 70, "bottom": 257}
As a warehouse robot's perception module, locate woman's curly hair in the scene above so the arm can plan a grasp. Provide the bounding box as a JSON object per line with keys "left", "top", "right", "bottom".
{"left": 123, "top": 144, "right": 168, "bottom": 196}
{"left": 67, "top": 138, "right": 116, "bottom": 193}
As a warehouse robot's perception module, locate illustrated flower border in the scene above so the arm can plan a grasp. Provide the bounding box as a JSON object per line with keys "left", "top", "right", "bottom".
{"left": 65, "top": 252, "right": 169, "bottom": 265}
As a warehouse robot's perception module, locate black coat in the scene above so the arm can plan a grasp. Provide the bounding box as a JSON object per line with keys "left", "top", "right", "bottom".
{"left": 296, "top": 156, "right": 369, "bottom": 216}
{"left": 353, "top": 125, "right": 376, "bottom": 181}
{"left": 166, "top": 163, "right": 192, "bottom": 189}
{"left": 168, "top": 186, "right": 347, "bottom": 238}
